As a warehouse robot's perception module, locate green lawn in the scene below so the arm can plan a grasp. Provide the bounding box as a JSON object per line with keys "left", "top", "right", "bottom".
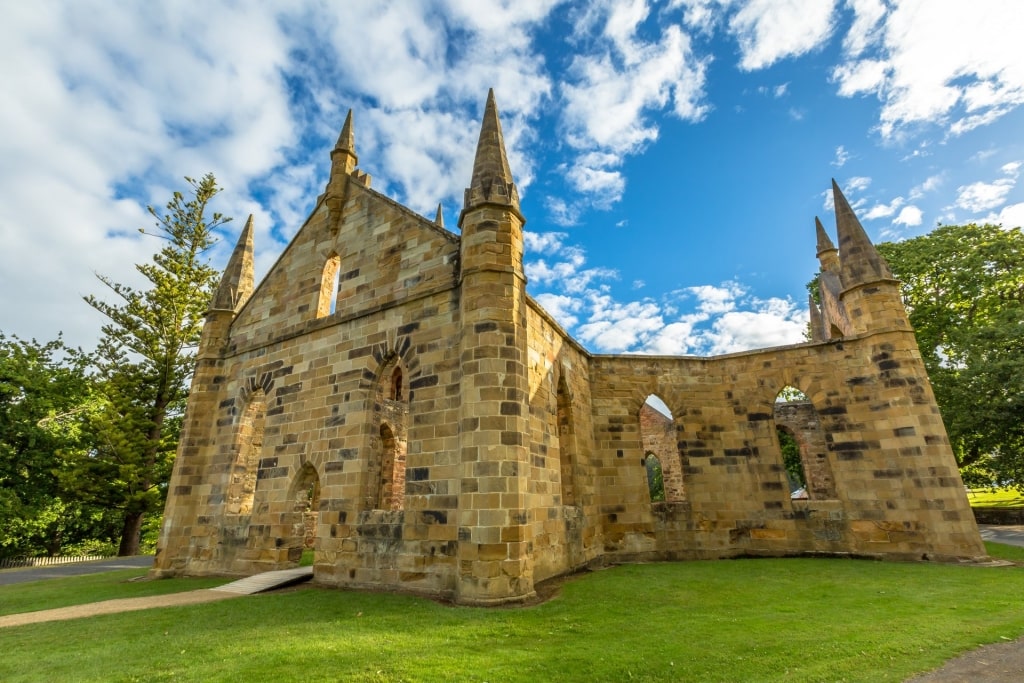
{"left": 968, "top": 487, "right": 1024, "bottom": 508}
{"left": 2, "top": 553, "right": 1024, "bottom": 682}
{"left": 0, "top": 569, "right": 230, "bottom": 617}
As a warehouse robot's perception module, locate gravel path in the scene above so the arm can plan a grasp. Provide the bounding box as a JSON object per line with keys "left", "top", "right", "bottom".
{"left": 0, "top": 589, "right": 240, "bottom": 628}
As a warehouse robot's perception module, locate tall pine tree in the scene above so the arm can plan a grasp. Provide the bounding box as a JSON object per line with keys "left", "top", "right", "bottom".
{"left": 83, "top": 174, "right": 228, "bottom": 555}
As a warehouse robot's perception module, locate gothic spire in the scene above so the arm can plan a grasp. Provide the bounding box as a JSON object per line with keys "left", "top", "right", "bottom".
{"left": 815, "top": 216, "right": 839, "bottom": 273}
{"left": 435, "top": 203, "right": 445, "bottom": 228}
{"left": 815, "top": 216, "right": 836, "bottom": 256}
{"left": 330, "top": 109, "right": 358, "bottom": 177}
{"left": 808, "top": 293, "right": 826, "bottom": 342}
{"left": 832, "top": 179, "right": 893, "bottom": 287}
{"left": 460, "top": 89, "right": 521, "bottom": 225}
{"left": 336, "top": 109, "right": 356, "bottom": 156}
{"left": 211, "top": 214, "right": 255, "bottom": 312}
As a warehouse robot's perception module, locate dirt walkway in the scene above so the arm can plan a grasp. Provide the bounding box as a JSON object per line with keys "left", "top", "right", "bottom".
{"left": 0, "top": 589, "right": 240, "bottom": 628}
{"left": 907, "top": 635, "right": 1024, "bottom": 682}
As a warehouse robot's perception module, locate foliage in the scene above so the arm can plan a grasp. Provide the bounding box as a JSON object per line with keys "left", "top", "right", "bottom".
{"left": 777, "top": 427, "right": 804, "bottom": 490}
{"left": 644, "top": 453, "right": 665, "bottom": 501}
{"left": 4, "top": 559, "right": 1024, "bottom": 681}
{"left": 0, "top": 335, "right": 120, "bottom": 558}
{"left": 877, "top": 224, "right": 1024, "bottom": 488}
{"left": 78, "top": 174, "right": 228, "bottom": 555}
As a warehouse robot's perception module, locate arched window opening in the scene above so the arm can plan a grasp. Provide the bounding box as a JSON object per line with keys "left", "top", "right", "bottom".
{"left": 391, "top": 366, "right": 403, "bottom": 402}
{"left": 639, "top": 395, "right": 685, "bottom": 502}
{"left": 316, "top": 254, "right": 341, "bottom": 318}
{"left": 556, "top": 374, "right": 577, "bottom": 506}
{"left": 227, "top": 390, "right": 266, "bottom": 515}
{"left": 777, "top": 426, "right": 807, "bottom": 496}
{"left": 644, "top": 453, "right": 665, "bottom": 502}
{"left": 376, "top": 423, "right": 406, "bottom": 511}
{"left": 291, "top": 465, "right": 321, "bottom": 550}
{"left": 773, "top": 385, "right": 836, "bottom": 500}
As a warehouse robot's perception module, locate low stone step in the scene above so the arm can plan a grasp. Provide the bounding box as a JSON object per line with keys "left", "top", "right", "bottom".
{"left": 211, "top": 566, "right": 314, "bottom": 595}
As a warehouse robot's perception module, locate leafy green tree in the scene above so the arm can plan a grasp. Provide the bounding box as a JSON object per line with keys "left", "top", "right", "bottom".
{"left": 80, "top": 174, "right": 228, "bottom": 555}
{"left": 777, "top": 427, "right": 804, "bottom": 490}
{"left": 644, "top": 454, "right": 665, "bottom": 502}
{"left": 0, "top": 334, "right": 116, "bottom": 557}
{"left": 876, "top": 224, "right": 1024, "bottom": 488}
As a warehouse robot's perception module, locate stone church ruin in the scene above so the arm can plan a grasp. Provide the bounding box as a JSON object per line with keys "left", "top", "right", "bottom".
{"left": 153, "top": 90, "right": 986, "bottom": 605}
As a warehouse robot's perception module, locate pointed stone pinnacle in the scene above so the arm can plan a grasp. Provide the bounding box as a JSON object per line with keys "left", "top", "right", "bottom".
{"left": 435, "top": 203, "right": 444, "bottom": 228}
{"left": 815, "top": 216, "right": 836, "bottom": 256}
{"left": 336, "top": 109, "right": 355, "bottom": 155}
{"left": 461, "top": 89, "right": 520, "bottom": 223}
{"left": 831, "top": 179, "right": 893, "bottom": 286}
{"left": 212, "top": 214, "right": 255, "bottom": 312}
{"left": 808, "top": 293, "right": 825, "bottom": 342}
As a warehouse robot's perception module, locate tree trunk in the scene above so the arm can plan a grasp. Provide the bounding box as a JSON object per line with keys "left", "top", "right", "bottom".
{"left": 118, "top": 511, "right": 145, "bottom": 556}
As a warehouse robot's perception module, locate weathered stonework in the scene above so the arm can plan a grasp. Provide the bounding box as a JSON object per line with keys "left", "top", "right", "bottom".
{"left": 152, "top": 90, "right": 986, "bottom": 605}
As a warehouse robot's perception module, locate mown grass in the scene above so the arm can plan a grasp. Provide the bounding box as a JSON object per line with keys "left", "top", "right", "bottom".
{"left": 967, "top": 487, "right": 1024, "bottom": 507}
{"left": 986, "top": 540, "right": 1024, "bottom": 562}
{"left": 0, "top": 569, "right": 230, "bottom": 617}
{"left": 2, "top": 553, "right": 1024, "bottom": 682}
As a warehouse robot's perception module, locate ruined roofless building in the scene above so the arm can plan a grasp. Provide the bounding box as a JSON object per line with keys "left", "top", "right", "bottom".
{"left": 153, "top": 90, "right": 986, "bottom": 605}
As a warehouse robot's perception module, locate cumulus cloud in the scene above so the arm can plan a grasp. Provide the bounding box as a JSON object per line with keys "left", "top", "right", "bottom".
{"left": 893, "top": 205, "right": 923, "bottom": 227}
{"left": 729, "top": 0, "right": 838, "bottom": 71}
{"left": 833, "top": 1, "right": 1024, "bottom": 139}
{"left": 909, "top": 174, "right": 942, "bottom": 200}
{"left": 863, "top": 196, "right": 905, "bottom": 220}
{"left": 523, "top": 231, "right": 568, "bottom": 254}
{"left": 842, "top": 0, "right": 886, "bottom": 57}
{"left": 955, "top": 165, "right": 1019, "bottom": 213}
{"left": 558, "top": 1, "right": 710, "bottom": 213}
{"left": 534, "top": 293, "right": 584, "bottom": 329}
{"left": 692, "top": 302, "right": 809, "bottom": 355}
{"left": 983, "top": 203, "right": 1024, "bottom": 230}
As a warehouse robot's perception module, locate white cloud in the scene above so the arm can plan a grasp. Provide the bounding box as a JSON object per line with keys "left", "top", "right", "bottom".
{"left": 983, "top": 202, "right": 1024, "bottom": 229}
{"left": 689, "top": 282, "right": 743, "bottom": 314}
{"left": 909, "top": 174, "right": 942, "bottom": 200}
{"left": 831, "top": 58, "right": 888, "bottom": 97}
{"left": 729, "top": 0, "right": 838, "bottom": 71}
{"left": 823, "top": 176, "right": 870, "bottom": 211}
{"left": 558, "top": 2, "right": 710, "bottom": 211}
{"left": 846, "top": 176, "right": 872, "bottom": 193}
{"left": 831, "top": 145, "right": 850, "bottom": 167}
{"left": 523, "top": 231, "right": 567, "bottom": 254}
{"left": 863, "top": 196, "right": 904, "bottom": 220}
{"left": 544, "top": 198, "right": 582, "bottom": 227}
{"left": 693, "top": 302, "right": 809, "bottom": 355}
{"left": 842, "top": 0, "right": 886, "bottom": 57}
{"left": 893, "top": 205, "right": 923, "bottom": 226}
{"left": 0, "top": 2, "right": 298, "bottom": 348}
{"left": 533, "top": 293, "right": 583, "bottom": 329}
{"left": 833, "top": 1, "right": 1024, "bottom": 139}
{"left": 955, "top": 179, "right": 1015, "bottom": 213}
{"left": 577, "top": 295, "right": 666, "bottom": 353}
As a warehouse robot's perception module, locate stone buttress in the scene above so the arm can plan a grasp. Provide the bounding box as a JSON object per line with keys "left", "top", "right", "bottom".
{"left": 153, "top": 215, "right": 255, "bottom": 575}
{"left": 454, "top": 90, "right": 536, "bottom": 604}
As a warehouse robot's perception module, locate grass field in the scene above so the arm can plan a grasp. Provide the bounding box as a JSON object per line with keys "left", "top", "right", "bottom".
{"left": 2, "top": 548, "right": 1024, "bottom": 682}
{"left": 967, "top": 488, "right": 1024, "bottom": 507}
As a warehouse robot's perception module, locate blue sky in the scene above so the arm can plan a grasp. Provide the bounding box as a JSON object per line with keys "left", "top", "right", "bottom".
{"left": 2, "top": 1, "right": 1023, "bottom": 355}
